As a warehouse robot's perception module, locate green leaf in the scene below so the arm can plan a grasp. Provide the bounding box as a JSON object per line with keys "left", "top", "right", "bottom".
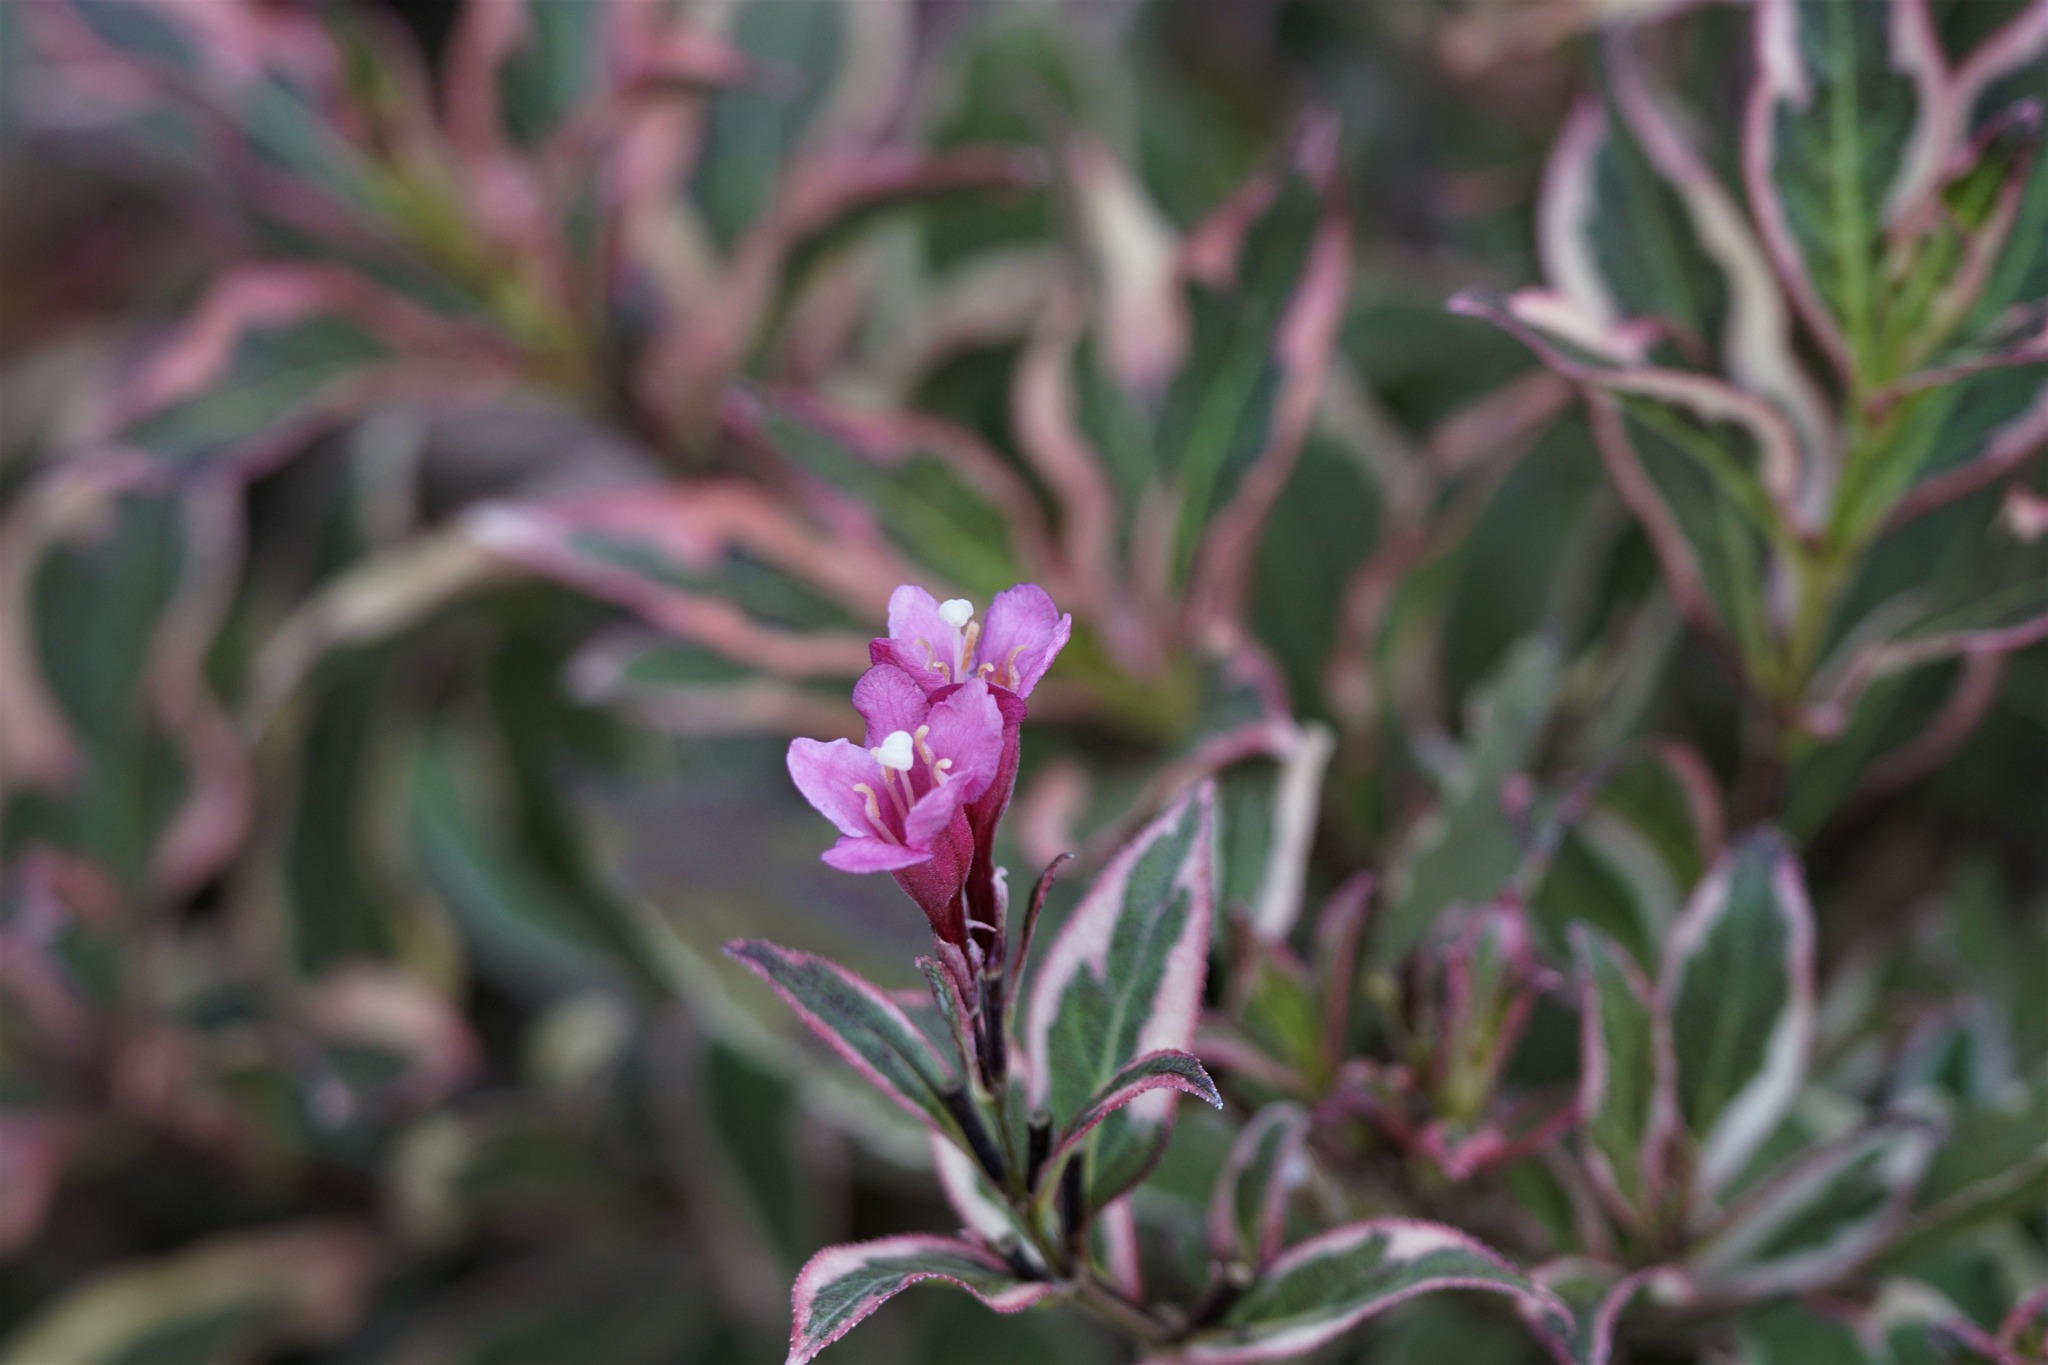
{"left": 1158, "top": 133, "right": 1347, "bottom": 591}
{"left": 1739, "top": 1299, "right": 1880, "bottom": 1365}
{"left": 493, "top": 0, "right": 603, "bottom": 147}
{"left": 1177, "top": 1219, "right": 1572, "bottom": 1364}
{"left": 1887, "top": 1058, "right": 2048, "bottom": 1262}
{"left": 1535, "top": 1264, "right": 1656, "bottom": 1365}
{"left": 7, "top": 488, "right": 188, "bottom": 890}
{"left": 1752, "top": 0, "right": 1926, "bottom": 383}
{"left": 464, "top": 488, "right": 875, "bottom": 680}
{"left": 1045, "top": 1049, "right": 1221, "bottom": 1179}
{"left": 1604, "top": 395, "right": 1783, "bottom": 674}
{"left": 1571, "top": 926, "right": 1678, "bottom": 1229}
{"left": 746, "top": 396, "right": 1034, "bottom": 599}
{"left": 1447, "top": 291, "right": 1798, "bottom": 676}
{"left": 726, "top": 940, "right": 960, "bottom": 1138}
{"left": 1251, "top": 431, "right": 1381, "bottom": 715}
{"left": 1537, "top": 744, "right": 1719, "bottom": 961}
{"left": 1834, "top": 356, "right": 2048, "bottom": 538}
{"left": 1690, "top": 1120, "right": 1941, "bottom": 1297}
{"left": 1662, "top": 829, "right": 1817, "bottom": 1196}
{"left": 1546, "top": 89, "right": 1726, "bottom": 349}
{"left": 407, "top": 731, "right": 659, "bottom": 993}
{"left": 1216, "top": 721, "right": 1333, "bottom": 942}
{"left": 1207, "top": 1103, "right": 1312, "bottom": 1272}
{"left": 1024, "top": 782, "right": 1215, "bottom": 1210}
{"left": 0, "top": 1222, "right": 375, "bottom": 1365}
{"left": 1380, "top": 637, "right": 1559, "bottom": 961}
{"left": 125, "top": 313, "right": 392, "bottom": 464}
{"left": 282, "top": 669, "right": 404, "bottom": 972}
{"left": 690, "top": 0, "right": 844, "bottom": 250}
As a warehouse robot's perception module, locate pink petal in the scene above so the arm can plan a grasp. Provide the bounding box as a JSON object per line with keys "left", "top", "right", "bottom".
{"left": 904, "top": 770, "right": 981, "bottom": 851}
{"left": 868, "top": 638, "right": 945, "bottom": 693}
{"left": 823, "top": 835, "right": 930, "bottom": 873}
{"left": 787, "top": 738, "right": 881, "bottom": 839}
{"left": 883, "top": 584, "right": 967, "bottom": 686}
{"left": 923, "top": 678, "right": 1004, "bottom": 788}
{"left": 903, "top": 680, "right": 1004, "bottom": 847}
{"left": 851, "top": 664, "right": 931, "bottom": 745}
{"left": 977, "top": 584, "right": 1071, "bottom": 697}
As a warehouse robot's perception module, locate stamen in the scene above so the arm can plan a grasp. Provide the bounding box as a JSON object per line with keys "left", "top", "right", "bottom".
{"left": 938, "top": 598, "right": 975, "bottom": 629}
{"left": 852, "top": 783, "right": 897, "bottom": 842}
{"left": 876, "top": 765, "right": 913, "bottom": 820}
{"left": 1001, "top": 643, "right": 1027, "bottom": 688}
{"left": 915, "top": 638, "right": 949, "bottom": 680}
{"left": 961, "top": 620, "right": 982, "bottom": 677}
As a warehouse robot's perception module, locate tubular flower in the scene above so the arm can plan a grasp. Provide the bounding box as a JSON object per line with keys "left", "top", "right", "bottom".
{"left": 869, "top": 585, "right": 1071, "bottom": 959}
{"left": 787, "top": 669, "right": 1004, "bottom": 946}
{"left": 870, "top": 584, "right": 1073, "bottom": 708}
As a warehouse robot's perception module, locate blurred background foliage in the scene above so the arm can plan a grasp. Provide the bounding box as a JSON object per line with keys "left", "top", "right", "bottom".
{"left": 2, "top": 0, "right": 2046, "bottom": 1361}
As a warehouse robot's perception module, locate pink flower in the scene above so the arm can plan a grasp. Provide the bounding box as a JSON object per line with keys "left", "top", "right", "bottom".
{"left": 787, "top": 669, "right": 1004, "bottom": 946}
{"left": 867, "top": 584, "right": 1071, "bottom": 965}
{"left": 870, "top": 585, "right": 1073, "bottom": 708}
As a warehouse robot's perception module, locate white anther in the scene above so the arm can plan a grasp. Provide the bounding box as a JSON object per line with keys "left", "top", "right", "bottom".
{"left": 938, "top": 598, "right": 975, "bottom": 629}
{"left": 872, "top": 730, "right": 916, "bottom": 771}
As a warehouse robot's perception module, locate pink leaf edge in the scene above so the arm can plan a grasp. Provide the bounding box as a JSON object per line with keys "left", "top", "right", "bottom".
{"left": 788, "top": 1234, "right": 1056, "bottom": 1365}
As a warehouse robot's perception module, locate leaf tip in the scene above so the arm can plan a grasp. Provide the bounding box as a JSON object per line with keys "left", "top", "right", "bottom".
{"left": 1444, "top": 287, "right": 1496, "bottom": 319}
{"left": 723, "top": 938, "right": 770, "bottom": 966}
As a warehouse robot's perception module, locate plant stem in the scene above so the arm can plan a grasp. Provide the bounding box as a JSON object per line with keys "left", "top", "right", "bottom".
{"left": 1073, "top": 1273, "right": 1176, "bottom": 1347}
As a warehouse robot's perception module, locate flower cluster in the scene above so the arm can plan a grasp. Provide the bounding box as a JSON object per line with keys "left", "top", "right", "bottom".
{"left": 788, "top": 584, "right": 1071, "bottom": 978}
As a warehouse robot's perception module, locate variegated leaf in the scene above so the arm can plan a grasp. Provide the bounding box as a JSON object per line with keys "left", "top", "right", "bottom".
{"left": 1448, "top": 290, "right": 1805, "bottom": 536}
{"left": 1169, "top": 1220, "right": 1573, "bottom": 1364}
{"left": 1540, "top": 741, "right": 1723, "bottom": 961}
{"left": 1217, "top": 720, "right": 1334, "bottom": 944}
{"left": 1025, "top": 782, "right": 1215, "bottom": 1211}
{"left": 1176, "top": 117, "right": 1352, "bottom": 626}
{"left": 930, "top": 1135, "right": 1036, "bottom": 1268}
{"left": 464, "top": 484, "right": 887, "bottom": 680}
{"left": 1661, "top": 829, "right": 1817, "bottom": 1198}
{"left": 1380, "top": 637, "right": 1559, "bottom": 960}
{"left": 1747, "top": 0, "right": 1932, "bottom": 385}
{"left": 726, "top": 940, "right": 959, "bottom": 1136}
{"left": 108, "top": 265, "right": 509, "bottom": 467}
{"left": 1689, "top": 1119, "right": 1941, "bottom": 1299}
{"left": 1207, "top": 1102, "right": 1311, "bottom": 1272}
{"left": 729, "top": 390, "right": 1055, "bottom": 603}
{"left": 2, "top": 467, "right": 256, "bottom": 902}
{"left": 786, "top": 1234, "right": 1056, "bottom": 1365}
{"left": 1044, "top": 1049, "right": 1221, "bottom": 1177}
{"left": 1572, "top": 925, "right": 1679, "bottom": 1229}
{"left": 1595, "top": 36, "right": 1831, "bottom": 457}
{"left": 1529, "top": 1263, "right": 1659, "bottom": 1365}
{"left": 1430, "top": 897, "right": 1546, "bottom": 1117}
{"left": 1889, "top": 1057, "right": 2048, "bottom": 1262}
